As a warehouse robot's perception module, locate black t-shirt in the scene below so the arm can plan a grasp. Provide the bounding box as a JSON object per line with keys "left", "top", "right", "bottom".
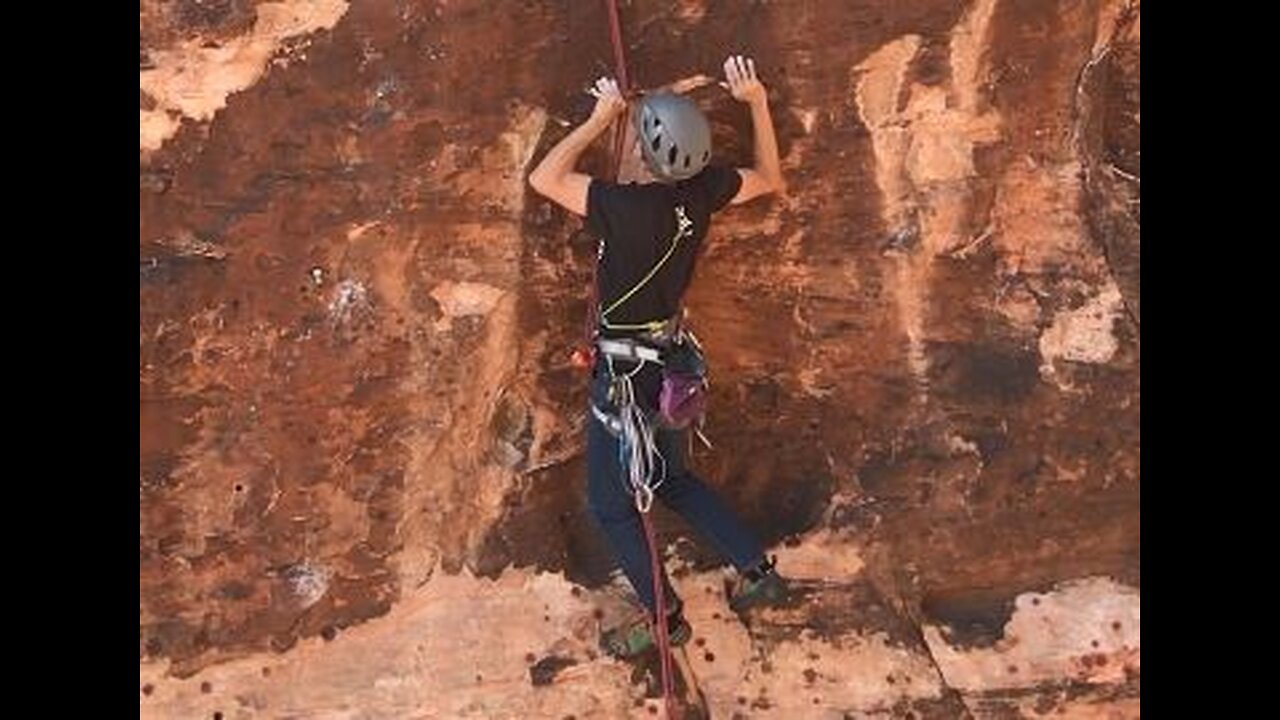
{"left": 587, "top": 166, "right": 742, "bottom": 336}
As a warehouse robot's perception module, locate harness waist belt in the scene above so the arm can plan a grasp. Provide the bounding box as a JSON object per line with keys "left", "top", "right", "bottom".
{"left": 597, "top": 338, "right": 663, "bottom": 364}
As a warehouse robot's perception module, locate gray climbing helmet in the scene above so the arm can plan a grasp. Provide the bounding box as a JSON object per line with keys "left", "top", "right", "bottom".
{"left": 633, "top": 92, "right": 712, "bottom": 182}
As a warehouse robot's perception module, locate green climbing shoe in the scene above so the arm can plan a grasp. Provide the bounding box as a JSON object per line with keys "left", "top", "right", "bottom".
{"left": 729, "top": 559, "right": 789, "bottom": 613}
{"left": 599, "top": 612, "right": 693, "bottom": 660}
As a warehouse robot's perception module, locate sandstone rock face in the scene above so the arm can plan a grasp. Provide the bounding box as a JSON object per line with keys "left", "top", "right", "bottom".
{"left": 140, "top": 0, "right": 1139, "bottom": 716}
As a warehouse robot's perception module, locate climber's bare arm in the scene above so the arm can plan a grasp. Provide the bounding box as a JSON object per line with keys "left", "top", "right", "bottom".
{"left": 723, "top": 55, "right": 785, "bottom": 205}
{"left": 529, "top": 77, "right": 626, "bottom": 216}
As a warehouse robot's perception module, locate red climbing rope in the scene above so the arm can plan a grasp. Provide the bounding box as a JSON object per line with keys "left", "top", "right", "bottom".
{"left": 640, "top": 507, "right": 678, "bottom": 718}
{"left": 600, "top": 1, "right": 678, "bottom": 717}
{"left": 573, "top": 0, "right": 633, "bottom": 372}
